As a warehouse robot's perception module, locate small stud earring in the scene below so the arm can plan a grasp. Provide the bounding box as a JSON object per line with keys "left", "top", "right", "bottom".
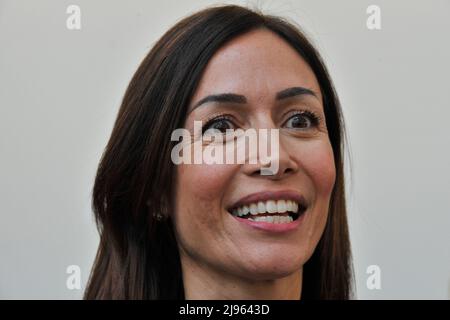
{"left": 154, "top": 212, "right": 164, "bottom": 221}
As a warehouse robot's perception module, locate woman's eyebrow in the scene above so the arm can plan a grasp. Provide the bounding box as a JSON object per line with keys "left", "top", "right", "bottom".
{"left": 192, "top": 93, "right": 247, "bottom": 110}
{"left": 275, "top": 86, "right": 317, "bottom": 100}
{"left": 190, "top": 86, "right": 318, "bottom": 114}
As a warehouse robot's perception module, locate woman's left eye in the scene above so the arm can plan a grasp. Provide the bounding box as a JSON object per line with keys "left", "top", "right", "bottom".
{"left": 284, "top": 111, "right": 319, "bottom": 129}
{"left": 202, "top": 117, "right": 236, "bottom": 135}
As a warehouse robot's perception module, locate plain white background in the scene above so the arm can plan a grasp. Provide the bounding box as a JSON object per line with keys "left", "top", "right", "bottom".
{"left": 1, "top": 0, "right": 449, "bottom": 299}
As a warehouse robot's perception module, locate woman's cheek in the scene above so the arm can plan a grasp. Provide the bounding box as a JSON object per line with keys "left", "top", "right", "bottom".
{"left": 300, "top": 140, "right": 335, "bottom": 244}
{"left": 301, "top": 139, "right": 336, "bottom": 197}
{"left": 178, "top": 162, "right": 236, "bottom": 203}
{"left": 175, "top": 162, "right": 237, "bottom": 239}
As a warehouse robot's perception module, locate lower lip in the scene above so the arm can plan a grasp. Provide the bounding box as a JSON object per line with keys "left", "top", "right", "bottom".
{"left": 232, "top": 212, "right": 306, "bottom": 233}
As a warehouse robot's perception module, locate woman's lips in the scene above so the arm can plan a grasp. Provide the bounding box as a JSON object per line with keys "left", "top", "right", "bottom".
{"left": 231, "top": 209, "right": 306, "bottom": 232}
{"left": 227, "top": 190, "right": 308, "bottom": 211}
{"left": 226, "top": 189, "right": 308, "bottom": 232}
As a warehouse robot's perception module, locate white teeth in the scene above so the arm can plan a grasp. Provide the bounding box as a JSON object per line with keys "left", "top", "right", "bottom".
{"left": 266, "top": 200, "right": 277, "bottom": 213}
{"left": 232, "top": 200, "right": 298, "bottom": 224}
{"left": 233, "top": 200, "right": 299, "bottom": 216}
{"left": 293, "top": 202, "right": 298, "bottom": 213}
{"left": 231, "top": 199, "right": 301, "bottom": 223}
{"left": 248, "top": 215, "right": 294, "bottom": 224}
{"left": 286, "top": 200, "right": 293, "bottom": 212}
{"left": 249, "top": 203, "right": 258, "bottom": 215}
{"left": 257, "top": 201, "right": 266, "bottom": 213}
{"left": 277, "top": 200, "right": 287, "bottom": 213}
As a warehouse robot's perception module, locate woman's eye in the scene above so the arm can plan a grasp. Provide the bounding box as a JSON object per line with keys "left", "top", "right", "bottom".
{"left": 284, "top": 112, "right": 319, "bottom": 130}
{"left": 202, "top": 118, "right": 235, "bottom": 134}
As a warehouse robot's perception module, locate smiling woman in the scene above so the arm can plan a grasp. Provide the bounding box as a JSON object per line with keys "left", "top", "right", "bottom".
{"left": 84, "top": 4, "right": 353, "bottom": 300}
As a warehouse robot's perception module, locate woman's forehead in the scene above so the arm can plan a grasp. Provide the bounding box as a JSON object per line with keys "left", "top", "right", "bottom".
{"left": 189, "top": 29, "right": 322, "bottom": 110}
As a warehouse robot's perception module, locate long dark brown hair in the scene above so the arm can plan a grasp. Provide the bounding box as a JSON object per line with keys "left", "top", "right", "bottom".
{"left": 84, "top": 4, "right": 353, "bottom": 300}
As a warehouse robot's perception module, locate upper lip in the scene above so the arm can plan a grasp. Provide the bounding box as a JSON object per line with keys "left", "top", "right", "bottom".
{"left": 227, "top": 190, "right": 308, "bottom": 211}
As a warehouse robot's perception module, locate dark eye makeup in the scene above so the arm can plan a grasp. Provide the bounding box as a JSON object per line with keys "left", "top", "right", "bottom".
{"left": 201, "top": 114, "right": 236, "bottom": 134}
{"left": 283, "top": 110, "right": 321, "bottom": 130}
{"left": 201, "top": 109, "right": 322, "bottom": 135}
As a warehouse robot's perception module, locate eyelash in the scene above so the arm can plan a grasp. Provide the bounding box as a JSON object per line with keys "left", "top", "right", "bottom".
{"left": 200, "top": 109, "right": 321, "bottom": 134}
{"left": 201, "top": 114, "right": 236, "bottom": 134}
{"left": 285, "top": 110, "right": 321, "bottom": 128}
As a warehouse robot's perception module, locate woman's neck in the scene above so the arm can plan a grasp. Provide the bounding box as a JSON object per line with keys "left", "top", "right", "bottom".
{"left": 181, "top": 255, "right": 302, "bottom": 300}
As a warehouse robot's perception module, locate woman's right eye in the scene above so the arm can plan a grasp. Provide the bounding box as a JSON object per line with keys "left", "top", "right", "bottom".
{"left": 202, "top": 117, "right": 236, "bottom": 135}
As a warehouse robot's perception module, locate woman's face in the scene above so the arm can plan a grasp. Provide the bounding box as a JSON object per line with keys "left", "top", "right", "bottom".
{"left": 173, "top": 29, "right": 336, "bottom": 281}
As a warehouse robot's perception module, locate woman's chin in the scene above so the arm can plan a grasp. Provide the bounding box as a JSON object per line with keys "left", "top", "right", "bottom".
{"left": 233, "top": 253, "right": 305, "bottom": 281}
{"left": 239, "top": 266, "right": 301, "bottom": 282}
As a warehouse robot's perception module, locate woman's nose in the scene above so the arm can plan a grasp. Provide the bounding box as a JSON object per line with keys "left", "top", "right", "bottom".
{"left": 241, "top": 131, "right": 299, "bottom": 180}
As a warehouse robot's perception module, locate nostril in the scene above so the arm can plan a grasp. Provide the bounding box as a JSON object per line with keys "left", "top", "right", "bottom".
{"left": 249, "top": 168, "right": 264, "bottom": 177}
{"left": 251, "top": 166, "right": 294, "bottom": 177}
{"left": 284, "top": 168, "right": 294, "bottom": 174}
